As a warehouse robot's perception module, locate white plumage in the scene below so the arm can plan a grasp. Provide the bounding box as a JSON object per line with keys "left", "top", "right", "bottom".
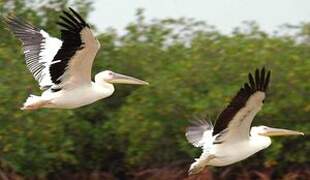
{"left": 6, "top": 8, "right": 148, "bottom": 110}
{"left": 37, "top": 30, "right": 63, "bottom": 88}
{"left": 186, "top": 68, "right": 303, "bottom": 175}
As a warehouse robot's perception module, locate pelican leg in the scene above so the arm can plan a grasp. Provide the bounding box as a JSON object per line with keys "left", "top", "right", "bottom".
{"left": 188, "top": 154, "right": 216, "bottom": 175}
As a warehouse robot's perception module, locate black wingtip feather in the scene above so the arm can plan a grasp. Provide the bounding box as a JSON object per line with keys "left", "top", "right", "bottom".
{"left": 57, "top": 8, "right": 89, "bottom": 32}
{"left": 260, "top": 67, "right": 266, "bottom": 90}
{"left": 59, "top": 15, "right": 79, "bottom": 30}
{"left": 63, "top": 10, "right": 81, "bottom": 27}
{"left": 56, "top": 22, "right": 74, "bottom": 31}
{"left": 263, "top": 70, "right": 271, "bottom": 90}
{"left": 246, "top": 67, "right": 270, "bottom": 92}
{"left": 68, "top": 7, "right": 88, "bottom": 27}
{"left": 248, "top": 73, "right": 255, "bottom": 90}
{"left": 5, "top": 16, "right": 38, "bottom": 32}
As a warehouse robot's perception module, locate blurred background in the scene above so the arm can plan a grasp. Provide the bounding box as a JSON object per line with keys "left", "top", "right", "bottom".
{"left": 0, "top": 0, "right": 309, "bottom": 179}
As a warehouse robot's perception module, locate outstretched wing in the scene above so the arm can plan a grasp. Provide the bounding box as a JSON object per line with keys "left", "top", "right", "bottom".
{"left": 5, "top": 17, "right": 62, "bottom": 90}
{"left": 213, "top": 67, "right": 271, "bottom": 144}
{"left": 50, "top": 7, "right": 100, "bottom": 88}
{"left": 6, "top": 8, "right": 100, "bottom": 91}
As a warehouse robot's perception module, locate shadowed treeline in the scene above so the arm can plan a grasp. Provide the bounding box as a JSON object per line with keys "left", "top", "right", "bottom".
{"left": 0, "top": 0, "right": 309, "bottom": 179}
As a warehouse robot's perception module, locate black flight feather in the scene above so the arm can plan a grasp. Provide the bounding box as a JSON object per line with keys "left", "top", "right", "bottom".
{"left": 5, "top": 16, "right": 48, "bottom": 88}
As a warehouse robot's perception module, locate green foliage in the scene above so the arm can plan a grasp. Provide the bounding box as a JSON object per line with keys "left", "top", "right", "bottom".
{"left": 0, "top": 1, "right": 308, "bottom": 178}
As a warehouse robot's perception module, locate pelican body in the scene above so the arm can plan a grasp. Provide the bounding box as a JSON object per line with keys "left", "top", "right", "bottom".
{"left": 186, "top": 68, "right": 304, "bottom": 174}
{"left": 5, "top": 8, "right": 148, "bottom": 110}
{"left": 29, "top": 70, "right": 147, "bottom": 109}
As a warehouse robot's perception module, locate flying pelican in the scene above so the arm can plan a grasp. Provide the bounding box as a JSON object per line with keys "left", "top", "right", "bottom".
{"left": 5, "top": 8, "right": 148, "bottom": 110}
{"left": 186, "top": 68, "right": 304, "bottom": 175}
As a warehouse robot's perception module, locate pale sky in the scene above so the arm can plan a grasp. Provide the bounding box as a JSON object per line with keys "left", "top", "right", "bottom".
{"left": 89, "top": 0, "right": 310, "bottom": 34}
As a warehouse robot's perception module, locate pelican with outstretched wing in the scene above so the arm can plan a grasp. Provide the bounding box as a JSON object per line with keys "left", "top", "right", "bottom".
{"left": 186, "top": 68, "right": 303, "bottom": 175}
{"left": 5, "top": 8, "right": 148, "bottom": 110}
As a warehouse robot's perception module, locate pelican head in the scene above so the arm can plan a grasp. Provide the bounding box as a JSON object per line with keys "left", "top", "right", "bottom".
{"left": 95, "top": 70, "right": 149, "bottom": 85}
{"left": 251, "top": 125, "right": 304, "bottom": 137}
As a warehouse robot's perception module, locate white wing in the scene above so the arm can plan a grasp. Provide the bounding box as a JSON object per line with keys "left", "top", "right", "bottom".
{"left": 186, "top": 119, "right": 214, "bottom": 147}
{"left": 5, "top": 17, "right": 62, "bottom": 89}
{"left": 186, "top": 120, "right": 216, "bottom": 175}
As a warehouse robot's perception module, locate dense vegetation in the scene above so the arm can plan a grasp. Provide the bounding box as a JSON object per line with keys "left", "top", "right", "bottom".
{"left": 0, "top": 1, "right": 309, "bottom": 179}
